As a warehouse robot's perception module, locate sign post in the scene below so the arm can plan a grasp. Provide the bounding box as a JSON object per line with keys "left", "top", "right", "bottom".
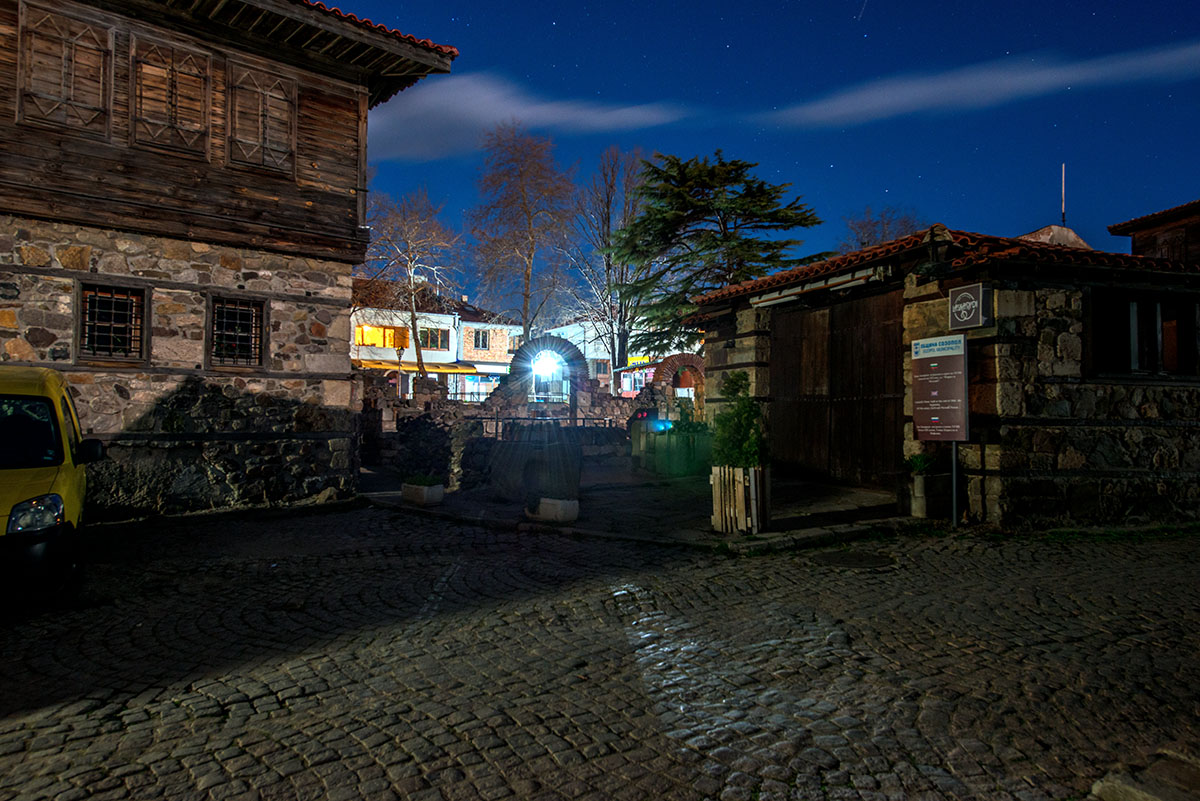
{"left": 912, "top": 334, "right": 969, "bottom": 526}
{"left": 948, "top": 283, "right": 992, "bottom": 330}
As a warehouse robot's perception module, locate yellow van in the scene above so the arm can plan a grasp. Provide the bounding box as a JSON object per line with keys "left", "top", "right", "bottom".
{"left": 0, "top": 366, "right": 105, "bottom": 575}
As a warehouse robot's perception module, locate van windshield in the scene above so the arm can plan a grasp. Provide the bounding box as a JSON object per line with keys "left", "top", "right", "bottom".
{"left": 0, "top": 396, "right": 63, "bottom": 469}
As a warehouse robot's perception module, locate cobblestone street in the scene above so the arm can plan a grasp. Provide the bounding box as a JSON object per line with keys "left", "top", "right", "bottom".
{"left": 1, "top": 506, "right": 1197, "bottom": 801}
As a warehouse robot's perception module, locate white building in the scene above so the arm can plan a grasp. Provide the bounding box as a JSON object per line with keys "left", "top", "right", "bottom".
{"left": 351, "top": 279, "right": 521, "bottom": 400}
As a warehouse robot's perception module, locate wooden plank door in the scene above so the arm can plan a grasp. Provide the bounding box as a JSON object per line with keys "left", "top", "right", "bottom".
{"left": 770, "top": 306, "right": 831, "bottom": 474}
{"left": 828, "top": 290, "right": 904, "bottom": 486}
{"left": 769, "top": 290, "right": 903, "bottom": 487}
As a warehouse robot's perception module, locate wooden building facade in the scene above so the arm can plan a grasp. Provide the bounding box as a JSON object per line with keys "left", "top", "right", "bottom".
{"left": 694, "top": 224, "right": 1200, "bottom": 528}
{"left": 1108, "top": 198, "right": 1200, "bottom": 263}
{"left": 0, "top": 0, "right": 456, "bottom": 515}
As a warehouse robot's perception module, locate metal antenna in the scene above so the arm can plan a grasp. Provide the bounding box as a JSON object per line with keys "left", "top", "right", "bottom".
{"left": 1061, "top": 163, "right": 1066, "bottom": 226}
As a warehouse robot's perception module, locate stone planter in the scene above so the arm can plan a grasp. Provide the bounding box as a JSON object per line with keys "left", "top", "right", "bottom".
{"left": 909, "top": 473, "right": 950, "bottom": 518}
{"left": 526, "top": 497, "right": 579, "bottom": 523}
{"left": 401, "top": 483, "right": 444, "bottom": 506}
{"left": 711, "top": 465, "right": 770, "bottom": 535}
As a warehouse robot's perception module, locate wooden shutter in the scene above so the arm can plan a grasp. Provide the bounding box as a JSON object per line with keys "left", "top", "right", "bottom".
{"left": 19, "top": 3, "right": 111, "bottom": 138}
{"left": 228, "top": 63, "right": 295, "bottom": 174}
{"left": 132, "top": 37, "right": 210, "bottom": 155}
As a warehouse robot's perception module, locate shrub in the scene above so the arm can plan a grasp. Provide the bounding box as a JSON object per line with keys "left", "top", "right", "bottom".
{"left": 711, "top": 372, "right": 764, "bottom": 468}
{"left": 904, "top": 453, "right": 935, "bottom": 474}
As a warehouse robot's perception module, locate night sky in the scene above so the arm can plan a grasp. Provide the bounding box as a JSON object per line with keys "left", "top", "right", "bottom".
{"left": 355, "top": 0, "right": 1199, "bottom": 257}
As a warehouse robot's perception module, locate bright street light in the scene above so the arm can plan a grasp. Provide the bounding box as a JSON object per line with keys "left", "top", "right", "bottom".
{"left": 531, "top": 350, "right": 562, "bottom": 378}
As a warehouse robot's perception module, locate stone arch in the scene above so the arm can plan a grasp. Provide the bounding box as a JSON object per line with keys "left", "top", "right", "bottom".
{"left": 508, "top": 335, "right": 589, "bottom": 420}
{"left": 653, "top": 352, "right": 706, "bottom": 414}
{"left": 653, "top": 353, "right": 705, "bottom": 386}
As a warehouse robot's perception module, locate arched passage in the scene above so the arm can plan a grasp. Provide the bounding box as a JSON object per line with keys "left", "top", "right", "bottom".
{"left": 508, "top": 336, "right": 590, "bottom": 420}
{"left": 652, "top": 353, "right": 706, "bottom": 414}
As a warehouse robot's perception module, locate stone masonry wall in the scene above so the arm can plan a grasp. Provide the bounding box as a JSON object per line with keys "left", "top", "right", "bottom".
{"left": 0, "top": 214, "right": 357, "bottom": 517}
{"left": 903, "top": 274, "right": 1200, "bottom": 527}
{"left": 984, "top": 286, "right": 1200, "bottom": 526}
{"left": 703, "top": 306, "right": 771, "bottom": 425}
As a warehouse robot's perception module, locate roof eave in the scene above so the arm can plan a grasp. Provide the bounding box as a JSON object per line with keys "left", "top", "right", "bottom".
{"left": 1108, "top": 199, "right": 1200, "bottom": 235}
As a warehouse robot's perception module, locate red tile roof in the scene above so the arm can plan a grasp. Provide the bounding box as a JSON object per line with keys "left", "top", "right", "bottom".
{"left": 298, "top": 1, "right": 459, "bottom": 58}
{"left": 1108, "top": 199, "right": 1200, "bottom": 235}
{"left": 693, "top": 227, "right": 1199, "bottom": 306}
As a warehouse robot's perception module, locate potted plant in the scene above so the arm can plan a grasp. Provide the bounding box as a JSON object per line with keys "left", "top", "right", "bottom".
{"left": 710, "top": 372, "right": 769, "bottom": 534}
{"left": 401, "top": 472, "right": 445, "bottom": 506}
{"left": 905, "top": 452, "right": 947, "bottom": 518}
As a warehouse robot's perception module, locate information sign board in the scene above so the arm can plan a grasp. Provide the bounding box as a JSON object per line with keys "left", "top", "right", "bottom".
{"left": 912, "top": 335, "right": 968, "bottom": 441}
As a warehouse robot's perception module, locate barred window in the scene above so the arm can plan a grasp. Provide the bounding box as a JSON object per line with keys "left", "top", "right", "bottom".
{"left": 80, "top": 284, "right": 144, "bottom": 360}
{"left": 473, "top": 329, "right": 489, "bottom": 350}
{"left": 132, "top": 37, "right": 210, "bottom": 155}
{"left": 227, "top": 63, "right": 295, "bottom": 174}
{"left": 18, "top": 4, "right": 111, "bottom": 138}
{"left": 211, "top": 297, "right": 263, "bottom": 366}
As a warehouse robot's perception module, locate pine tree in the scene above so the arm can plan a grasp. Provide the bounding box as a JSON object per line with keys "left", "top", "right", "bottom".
{"left": 611, "top": 151, "right": 824, "bottom": 354}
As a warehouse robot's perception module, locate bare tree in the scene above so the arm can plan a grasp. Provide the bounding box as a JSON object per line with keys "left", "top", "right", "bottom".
{"left": 837, "top": 205, "right": 930, "bottom": 253}
{"left": 468, "top": 122, "right": 574, "bottom": 340}
{"left": 564, "top": 145, "right": 646, "bottom": 392}
{"left": 360, "top": 189, "right": 460, "bottom": 376}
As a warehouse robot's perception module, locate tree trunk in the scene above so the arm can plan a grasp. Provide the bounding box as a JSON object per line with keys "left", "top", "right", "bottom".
{"left": 408, "top": 300, "right": 426, "bottom": 377}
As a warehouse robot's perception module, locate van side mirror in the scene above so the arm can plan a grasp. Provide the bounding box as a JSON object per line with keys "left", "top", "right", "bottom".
{"left": 77, "top": 438, "right": 106, "bottom": 464}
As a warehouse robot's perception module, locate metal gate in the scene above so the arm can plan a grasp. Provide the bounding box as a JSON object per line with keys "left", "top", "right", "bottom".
{"left": 769, "top": 289, "right": 904, "bottom": 487}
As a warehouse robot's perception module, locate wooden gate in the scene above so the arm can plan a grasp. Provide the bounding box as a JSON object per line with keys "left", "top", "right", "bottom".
{"left": 769, "top": 289, "right": 903, "bottom": 487}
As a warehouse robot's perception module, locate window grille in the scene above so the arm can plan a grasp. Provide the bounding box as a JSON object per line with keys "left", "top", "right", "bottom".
{"left": 81, "top": 285, "right": 144, "bottom": 359}
{"left": 211, "top": 297, "right": 263, "bottom": 366}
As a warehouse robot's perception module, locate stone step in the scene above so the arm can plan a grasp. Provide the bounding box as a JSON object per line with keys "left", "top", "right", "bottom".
{"left": 1093, "top": 749, "right": 1200, "bottom": 801}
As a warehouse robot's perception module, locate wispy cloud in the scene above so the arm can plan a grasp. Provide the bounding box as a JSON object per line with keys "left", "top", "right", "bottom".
{"left": 369, "top": 73, "right": 690, "bottom": 162}
{"left": 765, "top": 39, "right": 1200, "bottom": 127}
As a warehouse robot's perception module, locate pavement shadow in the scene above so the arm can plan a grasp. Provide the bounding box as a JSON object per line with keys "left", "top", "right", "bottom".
{"left": 0, "top": 502, "right": 698, "bottom": 717}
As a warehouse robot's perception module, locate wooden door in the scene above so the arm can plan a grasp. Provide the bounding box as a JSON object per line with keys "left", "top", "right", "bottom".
{"left": 769, "top": 290, "right": 903, "bottom": 487}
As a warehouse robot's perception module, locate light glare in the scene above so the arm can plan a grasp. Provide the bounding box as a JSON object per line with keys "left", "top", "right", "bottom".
{"left": 531, "top": 351, "right": 562, "bottom": 378}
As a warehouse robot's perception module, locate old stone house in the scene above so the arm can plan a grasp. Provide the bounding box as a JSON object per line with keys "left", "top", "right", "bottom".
{"left": 692, "top": 224, "right": 1200, "bottom": 527}
{"left": 0, "top": 0, "right": 456, "bottom": 515}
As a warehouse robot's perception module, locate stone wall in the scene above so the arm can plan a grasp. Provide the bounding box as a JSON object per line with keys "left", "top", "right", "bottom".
{"left": 702, "top": 306, "right": 771, "bottom": 424}
{"left": 900, "top": 274, "right": 1200, "bottom": 527}
{"left": 361, "top": 369, "right": 661, "bottom": 492}
{"left": 476, "top": 370, "right": 643, "bottom": 424}
{"left": 1, "top": 214, "right": 357, "bottom": 517}
{"left": 983, "top": 287, "right": 1200, "bottom": 526}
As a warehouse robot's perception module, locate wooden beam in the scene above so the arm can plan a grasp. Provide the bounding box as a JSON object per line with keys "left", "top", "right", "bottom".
{"left": 239, "top": 0, "right": 453, "bottom": 71}
{"left": 81, "top": 0, "right": 452, "bottom": 91}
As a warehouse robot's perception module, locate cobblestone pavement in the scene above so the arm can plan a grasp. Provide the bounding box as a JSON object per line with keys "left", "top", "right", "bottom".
{"left": 1, "top": 506, "right": 1198, "bottom": 801}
